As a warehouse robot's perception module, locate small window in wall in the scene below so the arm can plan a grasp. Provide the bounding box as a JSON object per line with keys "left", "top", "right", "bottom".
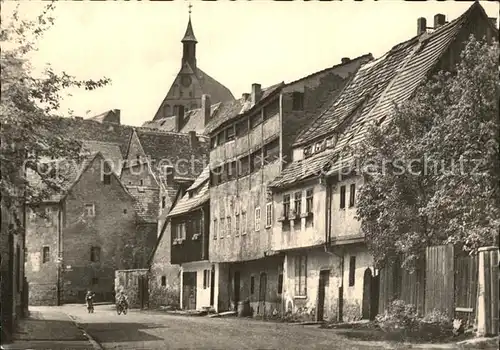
{"left": 254, "top": 207, "right": 261, "bottom": 231}
{"left": 229, "top": 161, "right": 237, "bottom": 180}
{"left": 340, "top": 185, "right": 346, "bottom": 209}
{"left": 226, "top": 216, "right": 231, "bottom": 237}
{"left": 92, "top": 277, "right": 99, "bottom": 285}
{"left": 295, "top": 255, "right": 307, "bottom": 296}
{"left": 226, "top": 125, "right": 235, "bottom": 142}
{"left": 84, "top": 203, "right": 95, "bottom": 217}
{"left": 238, "top": 156, "right": 250, "bottom": 177}
{"left": 161, "top": 276, "right": 167, "bottom": 286}
{"left": 235, "top": 214, "right": 240, "bottom": 236}
{"left": 90, "top": 246, "right": 101, "bottom": 262}
{"left": 102, "top": 161, "right": 112, "bottom": 184}
{"left": 210, "top": 136, "right": 218, "bottom": 149}
{"left": 278, "top": 273, "right": 283, "bottom": 294}
{"left": 349, "top": 256, "right": 356, "bottom": 287}
{"left": 217, "top": 130, "right": 225, "bottom": 145}
{"left": 263, "top": 99, "right": 279, "bottom": 120}
{"left": 235, "top": 118, "right": 248, "bottom": 137}
{"left": 306, "top": 189, "right": 313, "bottom": 213}
{"left": 292, "top": 92, "right": 304, "bottom": 111}
{"left": 294, "top": 191, "right": 302, "bottom": 216}
{"left": 140, "top": 179, "right": 144, "bottom": 186}
{"left": 265, "top": 202, "right": 272, "bottom": 228}
{"left": 213, "top": 219, "right": 218, "bottom": 240}
{"left": 203, "top": 269, "right": 210, "bottom": 289}
{"left": 349, "top": 183, "right": 356, "bottom": 207}
{"left": 250, "top": 150, "right": 262, "bottom": 173}
{"left": 283, "top": 194, "right": 290, "bottom": 219}
{"left": 161, "top": 196, "right": 166, "bottom": 209}
{"left": 42, "top": 246, "right": 50, "bottom": 263}
{"left": 250, "top": 113, "right": 262, "bottom": 128}
{"left": 250, "top": 276, "right": 255, "bottom": 294}
{"left": 264, "top": 138, "right": 280, "bottom": 165}
{"left": 220, "top": 218, "right": 225, "bottom": 238}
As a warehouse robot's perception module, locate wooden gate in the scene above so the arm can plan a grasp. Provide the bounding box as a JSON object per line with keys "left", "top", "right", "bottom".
{"left": 138, "top": 274, "right": 149, "bottom": 309}
{"left": 425, "top": 245, "right": 454, "bottom": 317}
{"left": 454, "top": 253, "right": 479, "bottom": 325}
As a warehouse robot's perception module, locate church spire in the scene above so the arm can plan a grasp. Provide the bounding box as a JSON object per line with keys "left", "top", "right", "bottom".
{"left": 181, "top": 3, "right": 197, "bottom": 70}
{"left": 181, "top": 4, "right": 197, "bottom": 43}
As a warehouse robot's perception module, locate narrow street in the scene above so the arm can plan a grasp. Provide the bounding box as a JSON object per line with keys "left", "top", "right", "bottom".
{"left": 62, "top": 304, "right": 387, "bottom": 350}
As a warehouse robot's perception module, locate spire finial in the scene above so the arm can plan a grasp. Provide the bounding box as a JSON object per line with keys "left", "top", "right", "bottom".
{"left": 188, "top": 3, "right": 193, "bottom": 17}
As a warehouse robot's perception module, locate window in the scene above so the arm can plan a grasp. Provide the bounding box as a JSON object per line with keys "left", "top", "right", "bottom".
{"left": 42, "top": 246, "right": 50, "bottom": 263}
{"left": 203, "top": 269, "right": 210, "bottom": 289}
{"left": 278, "top": 273, "right": 283, "bottom": 294}
{"left": 92, "top": 277, "right": 99, "bottom": 285}
{"left": 238, "top": 156, "right": 250, "bottom": 177}
{"left": 228, "top": 161, "right": 237, "bottom": 180}
{"left": 349, "top": 256, "right": 356, "bottom": 287}
{"left": 180, "top": 222, "right": 186, "bottom": 240}
{"left": 295, "top": 255, "right": 307, "bottom": 296}
{"left": 226, "top": 216, "right": 231, "bottom": 237}
{"left": 250, "top": 112, "right": 262, "bottom": 128}
{"left": 161, "top": 196, "right": 166, "bottom": 209}
{"left": 250, "top": 276, "right": 255, "bottom": 294}
{"left": 161, "top": 276, "right": 167, "bottom": 286}
{"left": 340, "top": 185, "right": 346, "bottom": 209}
{"left": 264, "top": 139, "right": 280, "bottom": 165}
{"left": 90, "top": 246, "right": 101, "bottom": 262}
{"left": 292, "top": 92, "right": 304, "bottom": 111}
{"left": 140, "top": 179, "right": 144, "bottom": 186}
{"left": 211, "top": 166, "right": 222, "bottom": 186}
{"left": 349, "top": 183, "right": 356, "bottom": 207}
{"left": 264, "top": 99, "right": 279, "bottom": 120}
{"left": 210, "top": 136, "right": 218, "bottom": 149}
{"left": 283, "top": 194, "right": 290, "bottom": 219}
{"left": 306, "top": 189, "right": 313, "bottom": 213}
{"left": 226, "top": 126, "right": 235, "bottom": 141}
{"left": 213, "top": 219, "right": 218, "bottom": 240}
{"left": 254, "top": 207, "right": 261, "bottom": 231}
{"left": 220, "top": 218, "right": 225, "bottom": 238}
{"left": 235, "top": 119, "right": 248, "bottom": 137}
{"left": 250, "top": 150, "right": 262, "bottom": 172}
{"left": 235, "top": 214, "right": 240, "bottom": 236}
{"left": 294, "top": 192, "right": 302, "bottom": 216}
{"left": 304, "top": 145, "right": 313, "bottom": 158}
{"left": 241, "top": 212, "right": 247, "bottom": 235}
{"left": 265, "top": 202, "right": 272, "bottom": 228}
{"left": 221, "top": 164, "right": 228, "bottom": 182}
{"left": 123, "top": 209, "right": 128, "bottom": 214}
{"left": 44, "top": 207, "right": 53, "bottom": 226}
{"left": 102, "top": 161, "right": 112, "bottom": 184}
{"left": 217, "top": 131, "right": 225, "bottom": 145}
{"left": 84, "top": 203, "right": 95, "bottom": 217}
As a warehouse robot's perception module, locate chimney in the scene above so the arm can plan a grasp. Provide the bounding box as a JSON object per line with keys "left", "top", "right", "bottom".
{"left": 189, "top": 130, "right": 198, "bottom": 148}
{"left": 417, "top": 17, "right": 427, "bottom": 35}
{"left": 251, "top": 83, "right": 262, "bottom": 106}
{"left": 341, "top": 57, "right": 351, "bottom": 64}
{"left": 174, "top": 105, "right": 185, "bottom": 132}
{"left": 242, "top": 93, "right": 250, "bottom": 101}
{"left": 434, "top": 14, "right": 446, "bottom": 28}
{"left": 201, "top": 94, "right": 211, "bottom": 126}
{"left": 489, "top": 17, "right": 497, "bottom": 28}
{"left": 104, "top": 109, "right": 120, "bottom": 124}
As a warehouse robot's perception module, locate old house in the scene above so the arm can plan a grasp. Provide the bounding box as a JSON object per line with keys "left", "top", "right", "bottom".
{"left": 147, "top": 12, "right": 234, "bottom": 129}
{"left": 166, "top": 166, "right": 211, "bottom": 310}
{"left": 268, "top": 2, "right": 498, "bottom": 323}
{"left": 26, "top": 151, "right": 138, "bottom": 305}
{"left": 206, "top": 55, "right": 370, "bottom": 316}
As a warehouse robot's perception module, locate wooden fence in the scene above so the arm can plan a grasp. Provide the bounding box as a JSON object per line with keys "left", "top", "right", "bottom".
{"left": 378, "top": 244, "right": 479, "bottom": 323}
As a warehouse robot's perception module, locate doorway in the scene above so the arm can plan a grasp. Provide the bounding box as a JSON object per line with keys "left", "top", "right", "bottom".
{"left": 210, "top": 266, "right": 215, "bottom": 307}
{"left": 258, "top": 272, "right": 267, "bottom": 316}
{"left": 362, "top": 268, "right": 374, "bottom": 319}
{"left": 182, "top": 272, "right": 197, "bottom": 310}
{"left": 317, "top": 270, "right": 330, "bottom": 321}
{"left": 233, "top": 271, "right": 240, "bottom": 310}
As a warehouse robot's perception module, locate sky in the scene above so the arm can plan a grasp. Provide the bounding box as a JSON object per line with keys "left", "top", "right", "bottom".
{"left": 3, "top": 1, "right": 499, "bottom": 127}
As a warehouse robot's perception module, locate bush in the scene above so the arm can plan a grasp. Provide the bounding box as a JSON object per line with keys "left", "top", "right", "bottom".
{"left": 419, "top": 309, "right": 453, "bottom": 339}
{"left": 376, "top": 300, "right": 420, "bottom": 335}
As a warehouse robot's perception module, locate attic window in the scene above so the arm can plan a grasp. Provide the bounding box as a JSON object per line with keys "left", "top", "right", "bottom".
{"left": 188, "top": 190, "right": 194, "bottom": 198}
{"left": 377, "top": 116, "right": 387, "bottom": 126}
{"left": 235, "top": 118, "right": 249, "bottom": 137}
{"left": 226, "top": 125, "right": 235, "bottom": 141}
{"left": 304, "top": 146, "right": 313, "bottom": 158}
{"left": 292, "top": 92, "right": 304, "bottom": 111}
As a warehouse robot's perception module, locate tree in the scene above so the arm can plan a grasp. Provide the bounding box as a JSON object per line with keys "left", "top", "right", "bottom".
{"left": 0, "top": 1, "right": 111, "bottom": 222}
{"left": 354, "top": 36, "right": 500, "bottom": 269}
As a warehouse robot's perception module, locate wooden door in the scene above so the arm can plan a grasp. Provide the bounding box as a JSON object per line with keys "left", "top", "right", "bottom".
{"left": 182, "top": 272, "right": 197, "bottom": 310}
{"left": 138, "top": 275, "right": 149, "bottom": 309}
{"left": 258, "top": 273, "right": 267, "bottom": 316}
{"left": 233, "top": 271, "right": 240, "bottom": 310}
{"left": 317, "top": 270, "right": 329, "bottom": 321}
{"left": 362, "top": 268, "right": 372, "bottom": 319}
{"left": 210, "top": 266, "right": 215, "bottom": 307}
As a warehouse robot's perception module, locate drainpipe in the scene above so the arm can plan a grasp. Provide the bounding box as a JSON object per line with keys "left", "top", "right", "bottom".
{"left": 200, "top": 206, "right": 206, "bottom": 261}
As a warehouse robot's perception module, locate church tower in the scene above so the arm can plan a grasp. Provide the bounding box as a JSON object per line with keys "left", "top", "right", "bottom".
{"left": 181, "top": 7, "right": 197, "bottom": 71}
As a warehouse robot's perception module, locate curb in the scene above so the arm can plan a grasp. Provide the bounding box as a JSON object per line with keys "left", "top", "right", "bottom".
{"left": 66, "top": 314, "right": 103, "bottom": 350}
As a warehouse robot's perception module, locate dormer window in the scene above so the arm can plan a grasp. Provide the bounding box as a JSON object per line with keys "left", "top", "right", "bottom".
{"left": 304, "top": 146, "right": 313, "bottom": 158}
{"left": 226, "top": 125, "right": 235, "bottom": 141}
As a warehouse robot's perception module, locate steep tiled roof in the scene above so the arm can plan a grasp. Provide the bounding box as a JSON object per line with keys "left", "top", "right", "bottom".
{"left": 128, "top": 187, "right": 160, "bottom": 223}
{"left": 167, "top": 167, "right": 209, "bottom": 218}
{"left": 270, "top": 2, "right": 491, "bottom": 189}
{"left": 81, "top": 141, "right": 123, "bottom": 176}
{"left": 134, "top": 128, "right": 209, "bottom": 180}
{"left": 196, "top": 68, "right": 235, "bottom": 104}
{"left": 204, "top": 82, "right": 284, "bottom": 135}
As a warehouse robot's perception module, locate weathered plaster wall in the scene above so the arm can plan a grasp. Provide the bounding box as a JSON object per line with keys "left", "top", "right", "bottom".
{"left": 330, "top": 176, "right": 363, "bottom": 239}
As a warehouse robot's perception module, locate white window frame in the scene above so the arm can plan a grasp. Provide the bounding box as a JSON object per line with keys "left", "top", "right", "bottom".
{"left": 241, "top": 211, "right": 247, "bottom": 235}
{"left": 213, "top": 219, "right": 218, "bottom": 240}
{"left": 265, "top": 202, "right": 272, "bottom": 228}
{"left": 226, "top": 216, "right": 231, "bottom": 237}
{"left": 254, "top": 206, "right": 261, "bottom": 231}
